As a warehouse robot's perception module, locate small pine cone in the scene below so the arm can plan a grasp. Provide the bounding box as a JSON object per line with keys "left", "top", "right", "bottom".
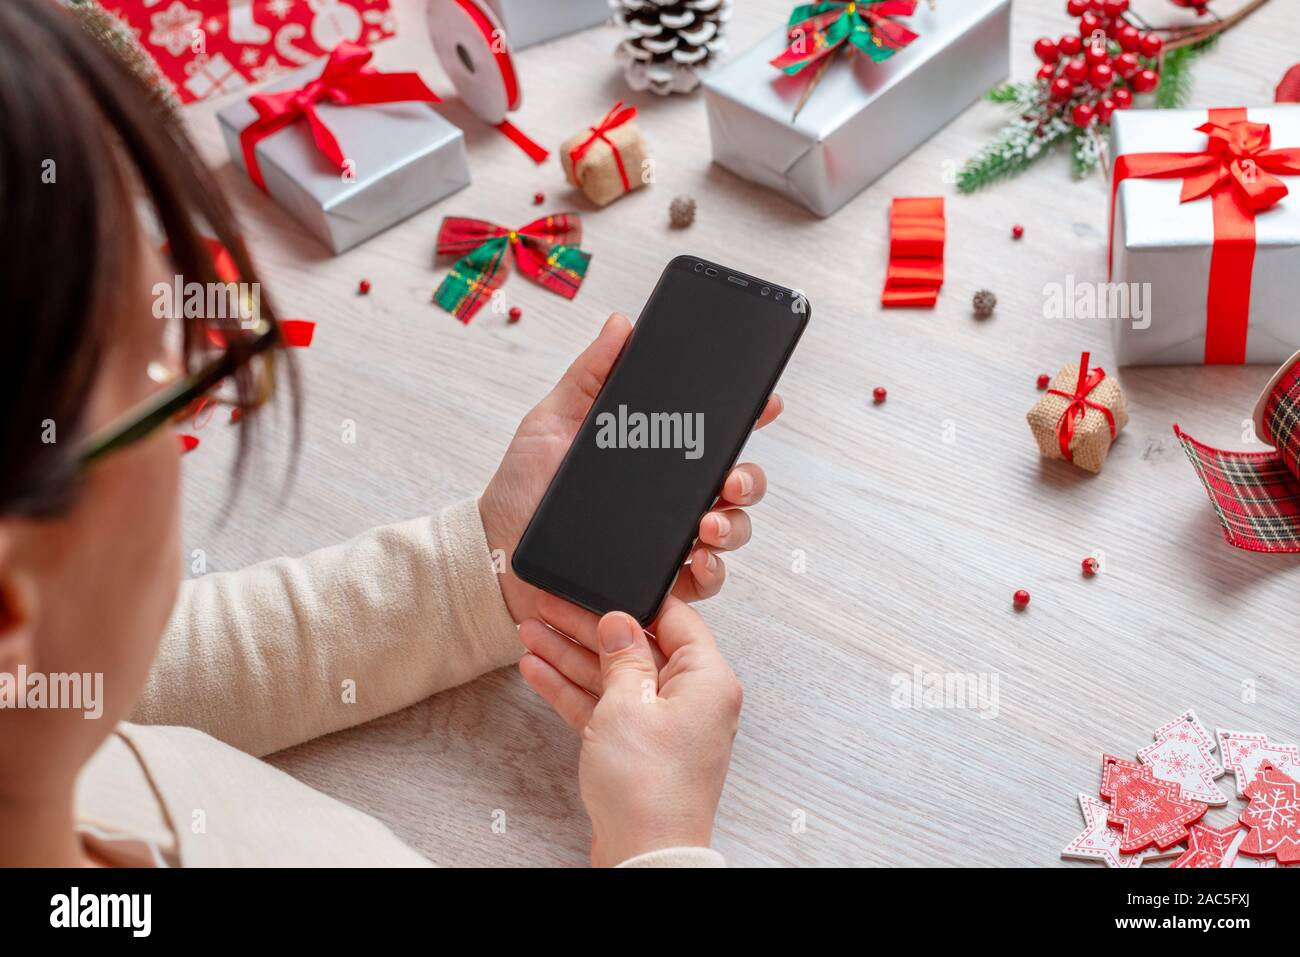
{"left": 973, "top": 289, "right": 997, "bottom": 319}
{"left": 669, "top": 195, "right": 696, "bottom": 228}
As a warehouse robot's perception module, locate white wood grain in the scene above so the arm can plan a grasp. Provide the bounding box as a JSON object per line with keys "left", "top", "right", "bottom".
{"left": 175, "top": 0, "right": 1300, "bottom": 866}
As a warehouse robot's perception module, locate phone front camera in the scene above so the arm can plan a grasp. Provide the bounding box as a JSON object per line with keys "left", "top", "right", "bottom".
{"left": 694, "top": 262, "right": 703, "bottom": 272}
{"left": 761, "top": 287, "right": 770, "bottom": 296}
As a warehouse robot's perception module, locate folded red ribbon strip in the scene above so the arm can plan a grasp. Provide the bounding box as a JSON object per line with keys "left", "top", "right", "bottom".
{"left": 569, "top": 101, "right": 639, "bottom": 193}
{"left": 1047, "top": 351, "right": 1116, "bottom": 463}
{"left": 239, "top": 41, "right": 442, "bottom": 192}
{"left": 882, "top": 196, "right": 944, "bottom": 308}
{"left": 1109, "top": 107, "right": 1300, "bottom": 364}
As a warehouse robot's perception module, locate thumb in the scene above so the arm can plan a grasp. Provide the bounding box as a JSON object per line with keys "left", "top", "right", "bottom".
{"left": 542, "top": 313, "right": 632, "bottom": 421}
{"left": 597, "top": 611, "right": 658, "bottom": 701}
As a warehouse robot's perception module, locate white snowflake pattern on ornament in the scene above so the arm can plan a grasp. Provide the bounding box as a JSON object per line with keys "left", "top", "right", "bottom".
{"left": 149, "top": 1, "right": 202, "bottom": 57}
{"left": 1129, "top": 792, "right": 1160, "bottom": 819}
{"left": 1254, "top": 787, "right": 1299, "bottom": 834}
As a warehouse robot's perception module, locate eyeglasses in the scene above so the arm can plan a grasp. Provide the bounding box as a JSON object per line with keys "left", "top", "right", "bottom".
{"left": 78, "top": 317, "right": 280, "bottom": 469}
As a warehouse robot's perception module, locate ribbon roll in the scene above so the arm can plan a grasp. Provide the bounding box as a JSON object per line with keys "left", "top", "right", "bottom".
{"left": 1175, "top": 347, "right": 1300, "bottom": 552}
{"left": 882, "top": 196, "right": 944, "bottom": 307}
{"left": 427, "top": 0, "right": 549, "bottom": 163}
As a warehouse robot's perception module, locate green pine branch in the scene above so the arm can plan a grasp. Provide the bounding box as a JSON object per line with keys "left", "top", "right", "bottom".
{"left": 958, "top": 112, "right": 1071, "bottom": 194}
{"left": 1154, "top": 34, "right": 1220, "bottom": 110}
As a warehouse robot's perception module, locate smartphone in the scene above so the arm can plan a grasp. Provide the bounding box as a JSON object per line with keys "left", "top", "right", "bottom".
{"left": 512, "top": 255, "right": 811, "bottom": 624}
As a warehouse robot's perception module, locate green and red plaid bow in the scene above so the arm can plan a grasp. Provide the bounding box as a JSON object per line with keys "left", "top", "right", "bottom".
{"left": 771, "top": 1, "right": 919, "bottom": 76}
{"left": 433, "top": 214, "right": 591, "bottom": 323}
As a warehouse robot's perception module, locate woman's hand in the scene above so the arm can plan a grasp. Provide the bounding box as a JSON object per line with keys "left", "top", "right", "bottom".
{"left": 518, "top": 594, "right": 741, "bottom": 867}
{"left": 479, "top": 313, "right": 782, "bottom": 626}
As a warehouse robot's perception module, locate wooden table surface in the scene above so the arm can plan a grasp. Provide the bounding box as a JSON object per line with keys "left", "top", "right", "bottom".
{"left": 177, "top": 0, "right": 1300, "bottom": 866}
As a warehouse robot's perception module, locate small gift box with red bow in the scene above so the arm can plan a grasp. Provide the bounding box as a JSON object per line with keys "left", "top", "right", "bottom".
{"left": 559, "top": 102, "right": 649, "bottom": 207}
{"left": 1027, "top": 353, "right": 1129, "bottom": 474}
{"left": 216, "top": 44, "right": 469, "bottom": 254}
{"left": 1109, "top": 106, "right": 1300, "bottom": 365}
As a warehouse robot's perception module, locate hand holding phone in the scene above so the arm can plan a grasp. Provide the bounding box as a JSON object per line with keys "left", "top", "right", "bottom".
{"left": 478, "top": 308, "right": 784, "bottom": 628}
{"left": 508, "top": 256, "right": 810, "bottom": 624}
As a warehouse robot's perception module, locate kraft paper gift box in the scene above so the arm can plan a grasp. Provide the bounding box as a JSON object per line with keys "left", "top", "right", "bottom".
{"left": 1026, "top": 354, "right": 1129, "bottom": 474}
{"left": 217, "top": 57, "right": 470, "bottom": 255}
{"left": 1108, "top": 105, "right": 1300, "bottom": 366}
{"left": 702, "top": 0, "right": 1010, "bottom": 218}
{"left": 485, "top": 0, "right": 610, "bottom": 49}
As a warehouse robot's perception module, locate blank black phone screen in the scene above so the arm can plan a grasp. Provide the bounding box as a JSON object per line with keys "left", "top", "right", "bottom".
{"left": 512, "top": 256, "right": 809, "bottom": 624}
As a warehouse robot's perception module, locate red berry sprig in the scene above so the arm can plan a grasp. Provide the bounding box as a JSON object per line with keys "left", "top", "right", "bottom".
{"left": 1032, "top": 0, "right": 1163, "bottom": 132}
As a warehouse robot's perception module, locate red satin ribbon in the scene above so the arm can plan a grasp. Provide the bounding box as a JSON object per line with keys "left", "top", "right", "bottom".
{"left": 882, "top": 196, "right": 944, "bottom": 307}
{"left": 452, "top": 0, "right": 549, "bottom": 164}
{"left": 569, "top": 101, "right": 639, "bottom": 193}
{"left": 1108, "top": 107, "right": 1300, "bottom": 364}
{"left": 239, "top": 41, "right": 441, "bottom": 192}
{"left": 1047, "top": 351, "right": 1116, "bottom": 462}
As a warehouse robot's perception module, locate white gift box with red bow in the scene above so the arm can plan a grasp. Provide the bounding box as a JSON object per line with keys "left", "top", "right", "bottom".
{"left": 1108, "top": 105, "right": 1300, "bottom": 366}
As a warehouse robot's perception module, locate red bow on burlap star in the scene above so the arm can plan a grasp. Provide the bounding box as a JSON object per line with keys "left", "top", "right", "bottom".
{"left": 433, "top": 215, "right": 591, "bottom": 323}
{"left": 239, "top": 41, "right": 441, "bottom": 191}
{"left": 1047, "top": 352, "right": 1116, "bottom": 462}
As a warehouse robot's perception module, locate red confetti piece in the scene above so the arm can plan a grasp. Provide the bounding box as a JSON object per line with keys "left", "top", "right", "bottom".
{"left": 178, "top": 434, "right": 200, "bottom": 454}
{"left": 278, "top": 319, "right": 316, "bottom": 347}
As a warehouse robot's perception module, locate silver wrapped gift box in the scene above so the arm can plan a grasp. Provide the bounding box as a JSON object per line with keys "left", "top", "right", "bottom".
{"left": 217, "top": 61, "right": 470, "bottom": 255}
{"left": 702, "top": 0, "right": 1010, "bottom": 218}
{"left": 485, "top": 0, "right": 610, "bottom": 49}
{"left": 1108, "top": 106, "right": 1300, "bottom": 366}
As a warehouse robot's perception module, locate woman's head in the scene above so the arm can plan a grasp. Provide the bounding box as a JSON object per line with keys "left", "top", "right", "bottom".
{"left": 0, "top": 0, "right": 286, "bottom": 794}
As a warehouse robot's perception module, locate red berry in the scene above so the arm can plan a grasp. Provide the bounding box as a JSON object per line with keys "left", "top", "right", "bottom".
{"left": 1063, "top": 58, "right": 1089, "bottom": 84}
{"left": 1112, "top": 87, "right": 1134, "bottom": 108}
{"left": 1103, "top": 0, "right": 1129, "bottom": 15}
{"left": 1131, "top": 68, "right": 1159, "bottom": 93}
{"left": 872, "top": 387, "right": 887, "bottom": 405}
{"left": 508, "top": 306, "right": 522, "bottom": 323}
{"left": 357, "top": 278, "right": 371, "bottom": 295}
{"left": 1066, "top": 0, "right": 1089, "bottom": 14}
{"left": 1034, "top": 37, "right": 1060, "bottom": 63}
{"left": 1114, "top": 51, "right": 1140, "bottom": 78}
{"left": 1138, "top": 32, "right": 1163, "bottom": 58}
{"left": 1080, "top": 11, "right": 1101, "bottom": 33}
{"left": 1013, "top": 589, "right": 1031, "bottom": 610}
{"left": 1071, "top": 102, "right": 1096, "bottom": 127}
{"left": 1036, "top": 63, "right": 1057, "bottom": 82}
{"left": 1097, "top": 97, "right": 1117, "bottom": 123}
{"left": 533, "top": 191, "right": 545, "bottom": 205}
{"left": 1059, "top": 34, "right": 1082, "bottom": 56}
{"left": 1117, "top": 25, "right": 1140, "bottom": 51}
{"left": 1049, "top": 77, "right": 1074, "bottom": 101}
{"left": 1082, "top": 557, "right": 1099, "bottom": 576}
{"left": 1012, "top": 224, "right": 1025, "bottom": 239}
{"left": 1036, "top": 373, "right": 1050, "bottom": 390}
{"left": 1085, "top": 41, "right": 1109, "bottom": 65}
{"left": 1089, "top": 62, "right": 1115, "bottom": 89}
{"left": 178, "top": 434, "right": 200, "bottom": 454}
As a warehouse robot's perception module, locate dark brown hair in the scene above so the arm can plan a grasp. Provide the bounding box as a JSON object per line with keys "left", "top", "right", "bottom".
{"left": 0, "top": 0, "right": 295, "bottom": 516}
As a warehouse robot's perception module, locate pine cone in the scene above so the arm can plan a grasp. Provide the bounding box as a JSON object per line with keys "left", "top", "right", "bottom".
{"left": 973, "top": 289, "right": 997, "bottom": 319}
{"left": 614, "top": 0, "right": 731, "bottom": 96}
{"left": 669, "top": 195, "right": 696, "bottom": 228}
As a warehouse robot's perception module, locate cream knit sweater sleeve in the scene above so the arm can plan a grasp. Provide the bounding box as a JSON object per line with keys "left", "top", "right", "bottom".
{"left": 129, "top": 498, "right": 521, "bottom": 757}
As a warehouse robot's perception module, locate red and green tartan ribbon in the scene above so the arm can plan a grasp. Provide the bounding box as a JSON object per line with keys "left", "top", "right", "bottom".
{"left": 770, "top": 1, "right": 919, "bottom": 75}
{"left": 433, "top": 214, "right": 591, "bottom": 323}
